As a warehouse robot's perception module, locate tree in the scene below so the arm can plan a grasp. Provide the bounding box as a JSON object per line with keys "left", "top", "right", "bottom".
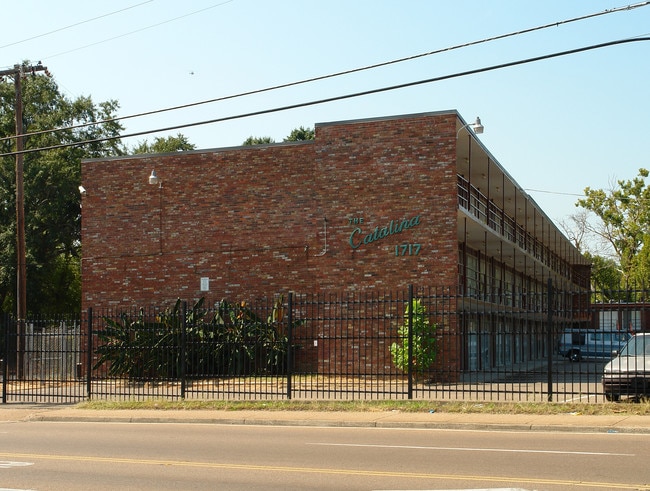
{"left": 584, "top": 252, "right": 622, "bottom": 300}
{"left": 0, "top": 63, "right": 125, "bottom": 314}
{"left": 284, "top": 126, "right": 314, "bottom": 141}
{"left": 576, "top": 169, "right": 650, "bottom": 287}
{"left": 242, "top": 126, "right": 315, "bottom": 146}
{"left": 560, "top": 210, "right": 624, "bottom": 298}
{"left": 131, "top": 134, "right": 195, "bottom": 154}
{"left": 242, "top": 136, "right": 275, "bottom": 146}
{"left": 560, "top": 209, "right": 591, "bottom": 254}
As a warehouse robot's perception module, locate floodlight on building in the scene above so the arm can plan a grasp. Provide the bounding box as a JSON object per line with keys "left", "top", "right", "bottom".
{"left": 457, "top": 116, "right": 484, "bottom": 137}
{"left": 470, "top": 116, "right": 484, "bottom": 134}
{"left": 148, "top": 170, "right": 160, "bottom": 186}
{"left": 147, "top": 169, "right": 164, "bottom": 252}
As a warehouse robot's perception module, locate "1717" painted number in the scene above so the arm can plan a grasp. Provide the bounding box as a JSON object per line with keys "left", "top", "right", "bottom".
{"left": 395, "top": 243, "right": 421, "bottom": 256}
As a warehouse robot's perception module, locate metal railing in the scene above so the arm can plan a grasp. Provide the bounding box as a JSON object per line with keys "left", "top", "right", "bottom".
{"left": 457, "top": 175, "right": 581, "bottom": 284}
{"left": 2, "top": 286, "right": 648, "bottom": 404}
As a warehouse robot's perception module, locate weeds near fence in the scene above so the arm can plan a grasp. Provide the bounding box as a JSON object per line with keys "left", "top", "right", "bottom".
{"left": 76, "top": 399, "right": 650, "bottom": 416}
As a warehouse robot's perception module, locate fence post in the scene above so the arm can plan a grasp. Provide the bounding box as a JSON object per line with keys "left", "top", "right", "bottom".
{"left": 180, "top": 301, "right": 187, "bottom": 400}
{"left": 2, "top": 312, "right": 7, "bottom": 404}
{"left": 286, "top": 292, "right": 293, "bottom": 400}
{"left": 407, "top": 284, "right": 414, "bottom": 400}
{"left": 86, "top": 307, "right": 93, "bottom": 399}
{"left": 547, "top": 278, "right": 554, "bottom": 402}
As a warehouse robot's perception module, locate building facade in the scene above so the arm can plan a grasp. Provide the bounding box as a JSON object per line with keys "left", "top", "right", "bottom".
{"left": 81, "top": 110, "right": 590, "bottom": 372}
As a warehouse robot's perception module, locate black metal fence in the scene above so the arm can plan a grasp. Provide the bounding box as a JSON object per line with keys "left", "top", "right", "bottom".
{"left": 2, "top": 285, "right": 648, "bottom": 404}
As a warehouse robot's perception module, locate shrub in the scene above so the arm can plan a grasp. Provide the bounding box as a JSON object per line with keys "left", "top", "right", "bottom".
{"left": 93, "top": 297, "right": 290, "bottom": 379}
{"left": 390, "top": 299, "right": 437, "bottom": 376}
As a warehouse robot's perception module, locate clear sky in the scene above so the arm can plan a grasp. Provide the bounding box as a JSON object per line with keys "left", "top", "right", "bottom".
{"left": 2, "top": 1, "right": 650, "bottom": 230}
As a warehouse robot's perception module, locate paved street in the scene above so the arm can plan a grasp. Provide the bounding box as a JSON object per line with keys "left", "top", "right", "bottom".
{"left": 1, "top": 409, "right": 649, "bottom": 490}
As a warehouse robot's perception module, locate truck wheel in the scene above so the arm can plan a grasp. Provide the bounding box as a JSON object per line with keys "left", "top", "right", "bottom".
{"left": 568, "top": 350, "right": 581, "bottom": 362}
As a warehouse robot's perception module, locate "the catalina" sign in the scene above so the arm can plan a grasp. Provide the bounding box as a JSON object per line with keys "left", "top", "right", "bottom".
{"left": 349, "top": 215, "right": 421, "bottom": 250}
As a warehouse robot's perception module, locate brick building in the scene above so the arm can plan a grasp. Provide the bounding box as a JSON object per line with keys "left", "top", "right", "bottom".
{"left": 80, "top": 110, "right": 590, "bottom": 372}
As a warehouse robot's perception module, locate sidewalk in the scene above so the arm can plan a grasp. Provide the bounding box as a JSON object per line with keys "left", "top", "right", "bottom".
{"left": 2, "top": 404, "right": 650, "bottom": 433}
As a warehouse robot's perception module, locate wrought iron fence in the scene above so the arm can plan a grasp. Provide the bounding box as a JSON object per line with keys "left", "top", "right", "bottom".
{"left": 2, "top": 285, "right": 649, "bottom": 404}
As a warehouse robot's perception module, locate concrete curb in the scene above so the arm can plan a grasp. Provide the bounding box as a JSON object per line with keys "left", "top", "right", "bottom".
{"left": 2, "top": 407, "right": 647, "bottom": 434}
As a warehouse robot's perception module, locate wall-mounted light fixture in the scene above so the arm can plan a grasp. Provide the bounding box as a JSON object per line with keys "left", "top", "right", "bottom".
{"left": 148, "top": 170, "right": 160, "bottom": 186}
{"left": 78, "top": 185, "right": 86, "bottom": 195}
{"left": 469, "top": 116, "right": 484, "bottom": 134}
{"left": 456, "top": 116, "right": 484, "bottom": 138}
{"left": 148, "top": 170, "right": 163, "bottom": 253}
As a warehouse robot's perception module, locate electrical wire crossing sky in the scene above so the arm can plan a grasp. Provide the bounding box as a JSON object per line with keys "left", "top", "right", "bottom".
{"left": 2, "top": 0, "right": 650, "bottom": 228}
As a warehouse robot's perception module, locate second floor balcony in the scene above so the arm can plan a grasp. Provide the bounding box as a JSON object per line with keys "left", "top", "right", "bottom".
{"left": 457, "top": 174, "right": 589, "bottom": 288}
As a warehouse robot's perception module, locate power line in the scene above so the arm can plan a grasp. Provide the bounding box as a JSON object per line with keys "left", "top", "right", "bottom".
{"left": 526, "top": 189, "right": 586, "bottom": 197}
{"left": 0, "top": 1, "right": 154, "bottom": 50}
{"left": 1, "top": 1, "right": 647, "bottom": 146}
{"left": 2, "top": 36, "right": 649, "bottom": 159}
{"left": 42, "top": 0, "right": 236, "bottom": 60}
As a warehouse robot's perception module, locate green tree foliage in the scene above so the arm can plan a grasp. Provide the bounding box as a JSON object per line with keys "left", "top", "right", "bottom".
{"left": 242, "top": 135, "right": 275, "bottom": 145}
{"left": 131, "top": 133, "right": 196, "bottom": 154}
{"left": 584, "top": 252, "right": 622, "bottom": 301}
{"left": 390, "top": 299, "right": 437, "bottom": 377}
{"left": 283, "top": 126, "right": 314, "bottom": 141}
{"left": 0, "top": 64, "right": 125, "bottom": 314}
{"left": 577, "top": 168, "right": 650, "bottom": 287}
{"left": 632, "top": 236, "right": 650, "bottom": 289}
{"left": 242, "top": 126, "right": 315, "bottom": 146}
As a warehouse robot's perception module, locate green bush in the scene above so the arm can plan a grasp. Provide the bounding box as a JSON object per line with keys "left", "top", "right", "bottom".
{"left": 210, "top": 299, "right": 289, "bottom": 376}
{"left": 93, "top": 297, "right": 290, "bottom": 379}
{"left": 390, "top": 299, "right": 437, "bottom": 376}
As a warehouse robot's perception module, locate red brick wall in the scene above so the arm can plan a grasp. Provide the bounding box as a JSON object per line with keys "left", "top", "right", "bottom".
{"left": 81, "top": 112, "right": 460, "bottom": 310}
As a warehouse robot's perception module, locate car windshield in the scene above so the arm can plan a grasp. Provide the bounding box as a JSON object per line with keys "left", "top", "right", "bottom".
{"left": 619, "top": 336, "right": 650, "bottom": 356}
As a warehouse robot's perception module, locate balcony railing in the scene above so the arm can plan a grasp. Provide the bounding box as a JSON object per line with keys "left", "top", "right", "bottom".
{"left": 457, "top": 174, "right": 573, "bottom": 282}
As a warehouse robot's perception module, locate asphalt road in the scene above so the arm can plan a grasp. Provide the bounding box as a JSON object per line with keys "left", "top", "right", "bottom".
{"left": 1, "top": 420, "right": 649, "bottom": 490}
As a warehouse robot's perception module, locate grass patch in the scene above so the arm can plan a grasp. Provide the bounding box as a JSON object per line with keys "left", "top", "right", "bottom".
{"left": 75, "top": 398, "right": 650, "bottom": 416}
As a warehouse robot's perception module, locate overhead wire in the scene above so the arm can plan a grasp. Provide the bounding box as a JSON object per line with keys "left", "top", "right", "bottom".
{"left": 1, "top": 36, "right": 649, "bottom": 158}
{"left": 1, "top": 1, "right": 648, "bottom": 146}
{"left": 527, "top": 187, "right": 650, "bottom": 201}
{"left": 41, "top": 0, "right": 236, "bottom": 60}
{"left": 525, "top": 189, "right": 586, "bottom": 197}
{"left": 0, "top": 0, "right": 154, "bottom": 50}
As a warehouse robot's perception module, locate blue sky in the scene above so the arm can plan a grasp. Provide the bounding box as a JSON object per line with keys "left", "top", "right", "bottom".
{"left": 2, "top": 1, "right": 650, "bottom": 230}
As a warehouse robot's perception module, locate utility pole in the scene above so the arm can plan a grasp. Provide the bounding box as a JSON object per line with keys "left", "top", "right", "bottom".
{"left": 0, "top": 62, "right": 49, "bottom": 378}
